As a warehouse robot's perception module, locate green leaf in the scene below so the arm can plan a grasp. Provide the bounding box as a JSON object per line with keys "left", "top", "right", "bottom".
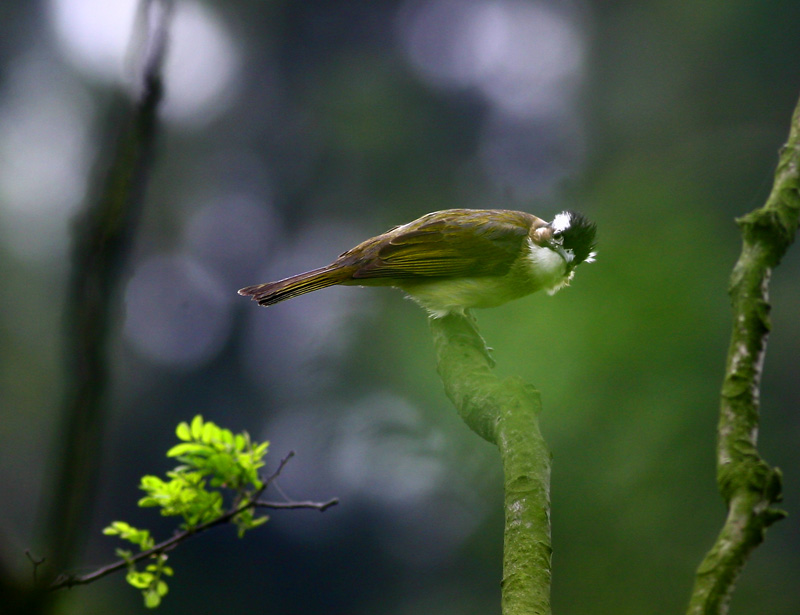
{"left": 144, "top": 588, "right": 162, "bottom": 608}
{"left": 220, "top": 428, "right": 234, "bottom": 446}
{"left": 190, "top": 415, "right": 204, "bottom": 440}
{"left": 115, "top": 548, "right": 133, "bottom": 562}
{"left": 208, "top": 452, "right": 234, "bottom": 475}
{"left": 103, "top": 521, "right": 129, "bottom": 535}
{"left": 175, "top": 421, "right": 191, "bottom": 441}
{"left": 166, "top": 443, "right": 207, "bottom": 457}
{"left": 140, "top": 475, "right": 165, "bottom": 491}
{"left": 126, "top": 570, "right": 153, "bottom": 589}
{"left": 138, "top": 496, "right": 161, "bottom": 508}
{"left": 103, "top": 521, "right": 153, "bottom": 549}
{"left": 201, "top": 421, "right": 218, "bottom": 443}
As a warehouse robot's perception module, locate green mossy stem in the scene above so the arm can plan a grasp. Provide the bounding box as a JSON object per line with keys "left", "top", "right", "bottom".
{"left": 685, "top": 95, "right": 800, "bottom": 615}
{"left": 430, "top": 314, "right": 552, "bottom": 615}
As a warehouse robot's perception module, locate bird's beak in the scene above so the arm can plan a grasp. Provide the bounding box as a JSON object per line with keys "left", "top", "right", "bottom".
{"left": 534, "top": 224, "right": 574, "bottom": 265}
{"left": 551, "top": 243, "right": 569, "bottom": 263}
{"left": 533, "top": 225, "right": 565, "bottom": 253}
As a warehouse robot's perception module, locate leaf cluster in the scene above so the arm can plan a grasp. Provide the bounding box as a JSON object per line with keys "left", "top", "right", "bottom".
{"left": 103, "top": 522, "right": 173, "bottom": 608}
{"left": 102, "top": 416, "right": 270, "bottom": 608}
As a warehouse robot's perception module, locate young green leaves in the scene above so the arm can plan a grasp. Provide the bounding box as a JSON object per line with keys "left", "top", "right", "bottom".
{"left": 102, "top": 416, "right": 270, "bottom": 608}
{"left": 102, "top": 521, "right": 173, "bottom": 608}
{"left": 168, "top": 414, "right": 269, "bottom": 494}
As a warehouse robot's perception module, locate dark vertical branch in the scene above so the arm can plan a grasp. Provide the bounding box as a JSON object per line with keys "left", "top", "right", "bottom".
{"left": 39, "top": 0, "right": 173, "bottom": 587}
{"left": 686, "top": 94, "right": 800, "bottom": 614}
{"left": 430, "top": 314, "right": 552, "bottom": 615}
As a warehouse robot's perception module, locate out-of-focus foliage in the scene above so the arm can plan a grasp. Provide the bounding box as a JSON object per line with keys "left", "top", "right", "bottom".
{"left": 1, "top": 1, "right": 799, "bottom": 614}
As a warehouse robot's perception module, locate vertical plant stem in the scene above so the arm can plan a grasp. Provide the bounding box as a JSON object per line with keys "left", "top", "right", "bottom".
{"left": 496, "top": 383, "right": 552, "bottom": 615}
{"left": 430, "top": 314, "right": 552, "bottom": 615}
{"left": 40, "top": 0, "right": 172, "bottom": 587}
{"left": 686, "top": 94, "right": 800, "bottom": 615}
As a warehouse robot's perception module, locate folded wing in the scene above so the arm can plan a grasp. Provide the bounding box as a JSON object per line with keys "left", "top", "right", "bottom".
{"left": 344, "top": 209, "right": 537, "bottom": 280}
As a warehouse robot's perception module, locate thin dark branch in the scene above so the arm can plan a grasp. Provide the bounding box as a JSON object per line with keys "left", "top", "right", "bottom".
{"left": 25, "top": 551, "right": 45, "bottom": 567}
{"left": 263, "top": 451, "right": 296, "bottom": 489}
{"left": 25, "top": 551, "right": 46, "bottom": 586}
{"left": 51, "top": 505, "right": 236, "bottom": 590}
{"left": 255, "top": 499, "right": 339, "bottom": 512}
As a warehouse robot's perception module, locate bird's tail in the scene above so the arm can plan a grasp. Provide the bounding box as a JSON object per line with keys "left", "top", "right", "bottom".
{"left": 238, "top": 266, "right": 349, "bottom": 306}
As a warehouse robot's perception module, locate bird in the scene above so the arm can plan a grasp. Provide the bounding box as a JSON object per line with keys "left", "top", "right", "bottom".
{"left": 238, "top": 209, "right": 596, "bottom": 318}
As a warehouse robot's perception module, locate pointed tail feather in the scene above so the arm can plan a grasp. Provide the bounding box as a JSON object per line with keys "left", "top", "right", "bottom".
{"left": 238, "top": 266, "right": 349, "bottom": 306}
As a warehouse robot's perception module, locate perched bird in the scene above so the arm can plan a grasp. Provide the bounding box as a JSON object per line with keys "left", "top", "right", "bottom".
{"left": 239, "top": 209, "right": 596, "bottom": 317}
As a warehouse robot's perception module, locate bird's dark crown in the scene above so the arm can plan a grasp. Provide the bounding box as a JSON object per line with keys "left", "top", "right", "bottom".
{"left": 555, "top": 211, "right": 597, "bottom": 266}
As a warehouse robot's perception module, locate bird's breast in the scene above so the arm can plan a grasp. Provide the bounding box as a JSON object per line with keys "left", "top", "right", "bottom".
{"left": 395, "top": 243, "right": 569, "bottom": 317}
{"left": 396, "top": 276, "right": 532, "bottom": 317}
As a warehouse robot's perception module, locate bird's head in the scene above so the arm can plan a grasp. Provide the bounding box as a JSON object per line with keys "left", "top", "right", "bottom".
{"left": 532, "top": 211, "right": 597, "bottom": 271}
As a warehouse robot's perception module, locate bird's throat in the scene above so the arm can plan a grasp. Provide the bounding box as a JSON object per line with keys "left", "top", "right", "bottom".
{"left": 523, "top": 239, "right": 571, "bottom": 295}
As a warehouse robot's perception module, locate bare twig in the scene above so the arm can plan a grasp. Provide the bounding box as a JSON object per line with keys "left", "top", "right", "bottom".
{"left": 25, "top": 551, "right": 46, "bottom": 586}
{"left": 255, "top": 499, "right": 339, "bottom": 512}
{"left": 686, "top": 95, "right": 800, "bottom": 614}
{"left": 263, "top": 451, "right": 296, "bottom": 489}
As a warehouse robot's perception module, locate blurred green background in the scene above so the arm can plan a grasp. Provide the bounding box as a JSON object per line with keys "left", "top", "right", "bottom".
{"left": 1, "top": 1, "right": 799, "bottom": 614}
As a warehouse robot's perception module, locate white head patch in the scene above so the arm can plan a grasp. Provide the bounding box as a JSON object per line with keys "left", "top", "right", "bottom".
{"left": 551, "top": 212, "right": 571, "bottom": 233}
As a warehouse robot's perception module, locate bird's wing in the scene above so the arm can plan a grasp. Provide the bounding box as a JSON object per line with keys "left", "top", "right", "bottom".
{"left": 346, "top": 209, "right": 536, "bottom": 279}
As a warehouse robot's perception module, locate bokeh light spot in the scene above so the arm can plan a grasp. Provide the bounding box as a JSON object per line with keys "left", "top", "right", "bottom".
{"left": 183, "top": 194, "right": 279, "bottom": 283}
{"left": 398, "top": 0, "right": 585, "bottom": 118}
{"left": 241, "top": 220, "right": 375, "bottom": 400}
{"left": 0, "top": 54, "right": 93, "bottom": 261}
{"left": 48, "top": 0, "right": 240, "bottom": 124}
{"left": 123, "top": 254, "right": 232, "bottom": 369}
